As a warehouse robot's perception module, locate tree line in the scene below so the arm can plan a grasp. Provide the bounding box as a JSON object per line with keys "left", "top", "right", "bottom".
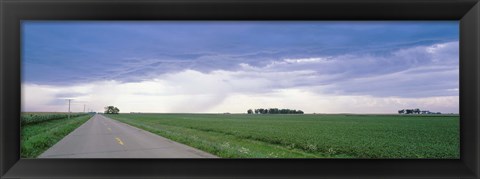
{"left": 398, "top": 108, "right": 441, "bottom": 115}
{"left": 398, "top": 108, "right": 421, "bottom": 114}
{"left": 247, "top": 108, "right": 304, "bottom": 114}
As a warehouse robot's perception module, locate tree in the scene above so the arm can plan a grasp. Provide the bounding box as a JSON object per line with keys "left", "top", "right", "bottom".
{"left": 268, "top": 108, "right": 275, "bottom": 114}
{"left": 414, "top": 108, "right": 420, "bottom": 114}
{"left": 247, "top": 109, "right": 253, "bottom": 114}
{"left": 104, "top": 106, "right": 120, "bottom": 114}
{"left": 405, "top": 109, "right": 413, "bottom": 114}
{"left": 259, "top": 108, "right": 265, "bottom": 114}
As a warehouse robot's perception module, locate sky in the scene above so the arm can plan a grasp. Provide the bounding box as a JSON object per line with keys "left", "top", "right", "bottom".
{"left": 21, "top": 21, "right": 459, "bottom": 113}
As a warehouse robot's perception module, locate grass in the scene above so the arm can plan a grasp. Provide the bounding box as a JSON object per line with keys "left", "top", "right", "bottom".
{"left": 21, "top": 114, "right": 93, "bottom": 158}
{"left": 106, "top": 113, "right": 459, "bottom": 159}
{"left": 21, "top": 112, "right": 90, "bottom": 125}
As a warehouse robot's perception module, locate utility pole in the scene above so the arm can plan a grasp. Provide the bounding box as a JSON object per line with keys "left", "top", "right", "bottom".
{"left": 66, "top": 99, "right": 72, "bottom": 119}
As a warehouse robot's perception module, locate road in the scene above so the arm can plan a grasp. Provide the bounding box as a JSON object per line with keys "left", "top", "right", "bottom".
{"left": 39, "top": 114, "right": 218, "bottom": 158}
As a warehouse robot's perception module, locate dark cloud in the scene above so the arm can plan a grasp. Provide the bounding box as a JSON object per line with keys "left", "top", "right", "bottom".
{"left": 24, "top": 38, "right": 458, "bottom": 99}
{"left": 228, "top": 41, "right": 459, "bottom": 98}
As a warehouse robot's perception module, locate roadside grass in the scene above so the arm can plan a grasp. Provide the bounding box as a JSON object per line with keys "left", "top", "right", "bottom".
{"left": 21, "top": 112, "right": 89, "bottom": 125}
{"left": 21, "top": 114, "right": 93, "bottom": 158}
{"left": 106, "top": 114, "right": 459, "bottom": 158}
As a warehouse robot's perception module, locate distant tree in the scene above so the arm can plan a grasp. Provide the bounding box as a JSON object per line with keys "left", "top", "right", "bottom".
{"left": 414, "top": 108, "right": 420, "bottom": 114}
{"left": 268, "top": 108, "right": 275, "bottom": 114}
{"left": 247, "top": 109, "right": 253, "bottom": 114}
{"left": 297, "top": 110, "right": 304, "bottom": 114}
{"left": 405, "top": 109, "right": 413, "bottom": 114}
{"left": 260, "top": 108, "right": 267, "bottom": 114}
{"left": 104, "top": 106, "right": 120, "bottom": 114}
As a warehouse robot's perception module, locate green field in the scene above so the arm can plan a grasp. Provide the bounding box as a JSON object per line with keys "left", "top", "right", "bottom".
{"left": 106, "top": 113, "right": 460, "bottom": 159}
{"left": 21, "top": 113, "right": 93, "bottom": 158}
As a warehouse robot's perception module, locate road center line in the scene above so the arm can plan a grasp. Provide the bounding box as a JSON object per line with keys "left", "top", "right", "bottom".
{"left": 115, "top": 137, "right": 124, "bottom": 145}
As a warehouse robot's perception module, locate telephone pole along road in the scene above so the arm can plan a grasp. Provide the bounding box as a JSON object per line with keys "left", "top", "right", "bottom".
{"left": 39, "top": 114, "right": 218, "bottom": 158}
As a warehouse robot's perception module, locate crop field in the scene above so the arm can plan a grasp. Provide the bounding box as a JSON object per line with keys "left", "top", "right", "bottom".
{"left": 107, "top": 113, "right": 459, "bottom": 159}
{"left": 21, "top": 113, "right": 93, "bottom": 158}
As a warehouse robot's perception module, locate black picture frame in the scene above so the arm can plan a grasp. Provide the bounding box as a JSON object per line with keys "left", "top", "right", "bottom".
{"left": 1, "top": 0, "right": 479, "bottom": 178}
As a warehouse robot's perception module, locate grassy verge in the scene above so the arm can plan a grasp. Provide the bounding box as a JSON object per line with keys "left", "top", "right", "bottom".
{"left": 106, "top": 113, "right": 459, "bottom": 158}
{"left": 21, "top": 114, "right": 93, "bottom": 158}
{"left": 21, "top": 112, "right": 90, "bottom": 125}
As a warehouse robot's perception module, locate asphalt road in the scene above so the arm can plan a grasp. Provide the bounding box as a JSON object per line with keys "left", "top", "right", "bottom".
{"left": 39, "top": 114, "right": 218, "bottom": 158}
